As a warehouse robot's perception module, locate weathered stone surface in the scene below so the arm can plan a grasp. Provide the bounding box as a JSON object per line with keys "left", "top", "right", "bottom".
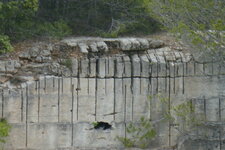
{"left": 1, "top": 37, "right": 225, "bottom": 150}
{"left": 0, "top": 60, "right": 20, "bottom": 72}
{"left": 97, "top": 41, "right": 108, "bottom": 52}
{"left": 149, "top": 39, "right": 164, "bottom": 49}
{"left": 78, "top": 43, "right": 89, "bottom": 53}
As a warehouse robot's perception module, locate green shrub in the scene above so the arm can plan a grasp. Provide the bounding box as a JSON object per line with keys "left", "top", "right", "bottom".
{"left": 117, "top": 116, "right": 156, "bottom": 149}
{"left": 0, "top": 35, "right": 13, "bottom": 54}
{"left": 35, "top": 20, "right": 72, "bottom": 38}
{"left": 0, "top": 118, "right": 11, "bottom": 144}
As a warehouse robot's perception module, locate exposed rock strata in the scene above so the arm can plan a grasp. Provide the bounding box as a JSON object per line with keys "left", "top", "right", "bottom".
{"left": 0, "top": 37, "right": 224, "bottom": 150}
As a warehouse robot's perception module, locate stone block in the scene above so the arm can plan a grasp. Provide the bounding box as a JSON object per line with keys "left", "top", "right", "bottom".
{"left": 73, "top": 122, "right": 125, "bottom": 148}
{"left": 164, "top": 51, "right": 176, "bottom": 62}
{"left": 97, "top": 58, "right": 106, "bottom": 78}
{"left": 131, "top": 54, "right": 141, "bottom": 77}
{"left": 169, "top": 62, "right": 176, "bottom": 78}
{"left": 140, "top": 55, "right": 150, "bottom": 77}
{"left": 57, "top": 123, "right": 72, "bottom": 148}
{"left": 39, "top": 78, "right": 58, "bottom": 123}
{"left": 212, "top": 62, "right": 221, "bottom": 75}
{"left": 123, "top": 56, "right": 131, "bottom": 77}
{"left": 154, "top": 121, "right": 169, "bottom": 147}
{"left": 60, "top": 78, "right": 72, "bottom": 122}
{"left": 195, "top": 62, "right": 204, "bottom": 76}
{"left": 203, "top": 62, "right": 213, "bottom": 75}
{"left": 71, "top": 58, "right": 78, "bottom": 77}
{"left": 176, "top": 62, "right": 185, "bottom": 77}
{"left": 184, "top": 76, "right": 219, "bottom": 98}
{"left": 133, "top": 78, "right": 150, "bottom": 121}
{"left": 27, "top": 123, "right": 58, "bottom": 149}
{"left": 174, "top": 77, "right": 184, "bottom": 95}
{"left": 115, "top": 57, "right": 124, "bottom": 78}
{"left": 123, "top": 78, "right": 132, "bottom": 122}
{"left": 71, "top": 78, "right": 78, "bottom": 122}
{"left": 185, "top": 61, "right": 195, "bottom": 76}
{"left": 158, "top": 78, "right": 166, "bottom": 94}
{"left": 27, "top": 83, "right": 39, "bottom": 123}
{"left": 89, "top": 58, "right": 96, "bottom": 78}
{"left": 3, "top": 90, "right": 22, "bottom": 123}
{"left": 80, "top": 58, "right": 89, "bottom": 78}
{"left": 206, "top": 97, "right": 219, "bottom": 121}
{"left": 155, "top": 51, "right": 166, "bottom": 63}
{"left": 147, "top": 50, "right": 158, "bottom": 63}
{"left": 96, "top": 79, "right": 114, "bottom": 122}
{"left": 114, "top": 79, "right": 124, "bottom": 122}
{"left": 158, "top": 63, "right": 167, "bottom": 77}
{"left": 105, "top": 57, "right": 115, "bottom": 77}
{"left": 78, "top": 78, "right": 95, "bottom": 122}
{"left": 3, "top": 123, "right": 26, "bottom": 149}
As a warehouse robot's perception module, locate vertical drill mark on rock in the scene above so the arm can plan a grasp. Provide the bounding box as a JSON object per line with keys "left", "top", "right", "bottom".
{"left": 95, "top": 59, "right": 99, "bottom": 121}
{"left": 219, "top": 97, "right": 221, "bottom": 121}
{"left": 154, "top": 53, "right": 159, "bottom": 93}
{"left": 194, "top": 62, "right": 196, "bottom": 75}
{"left": 129, "top": 55, "right": 134, "bottom": 121}
{"left": 124, "top": 85, "right": 127, "bottom": 122}
{"left": 53, "top": 77, "right": 55, "bottom": 88}
{"left": 71, "top": 84, "right": 74, "bottom": 146}
{"left": 61, "top": 76, "right": 64, "bottom": 93}
{"left": 173, "top": 64, "right": 176, "bottom": 94}
{"left": 38, "top": 80, "right": 40, "bottom": 122}
{"left": 87, "top": 78, "right": 90, "bottom": 94}
{"left": 76, "top": 88, "right": 79, "bottom": 121}
{"left": 203, "top": 96, "right": 206, "bottom": 120}
{"left": 163, "top": 52, "right": 168, "bottom": 93}
{"left": 4, "top": 63, "right": 7, "bottom": 73}
{"left": 44, "top": 76, "right": 46, "bottom": 91}
{"left": 113, "top": 58, "right": 116, "bottom": 121}
{"left": 88, "top": 57, "right": 91, "bottom": 76}
{"left": 77, "top": 77, "right": 80, "bottom": 121}
{"left": 58, "top": 77, "right": 60, "bottom": 122}
{"left": 21, "top": 90, "right": 24, "bottom": 122}
{"left": 25, "top": 85, "right": 28, "bottom": 147}
{"left": 203, "top": 63, "right": 206, "bottom": 74}
{"left": 113, "top": 77, "right": 116, "bottom": 121}
{"left": 168, "top": 62, "right": 171, "bottom": 147}
{"left": 35, "top": 80, "right": 38, "bottom": 91}
{"left": 185, "top": 62, "right": 188, "bottom": 76}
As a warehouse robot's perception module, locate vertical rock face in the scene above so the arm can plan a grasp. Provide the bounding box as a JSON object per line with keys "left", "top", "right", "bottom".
{"left": 0, "top": 37, "right": 225, "bottom": 150}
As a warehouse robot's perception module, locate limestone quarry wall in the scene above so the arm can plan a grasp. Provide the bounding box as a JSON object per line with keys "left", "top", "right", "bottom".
{"left": 0, "top": 37, "right": 225, "bottom": 150}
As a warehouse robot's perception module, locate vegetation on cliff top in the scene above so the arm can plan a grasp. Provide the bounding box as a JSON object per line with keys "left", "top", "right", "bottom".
{"left": 0, "top": 0, "right": 224, "bottom": 62}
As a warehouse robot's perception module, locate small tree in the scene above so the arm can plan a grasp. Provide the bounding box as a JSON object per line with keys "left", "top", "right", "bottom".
{"left": 147, "top": 0, "right": 225, "bottom": 63}
{"left": 117, "top": 116, "right": 156, "bottom": 149}
{"left": 0, "top": 118, "right": 11, "bottom": 144}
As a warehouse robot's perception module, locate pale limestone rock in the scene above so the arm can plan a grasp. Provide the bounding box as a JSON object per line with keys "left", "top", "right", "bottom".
{"left": 96, "top": 41, "right": 108, "bottom": 52}
{"left": 89, "top": 42, "right": 98, "bottom": 52}
{"left": 149, "top": 39, "right": 164, "bottom": 48}
{"left": 119, "top": 39, "right": 132, "bottom": 51}
{"left": 78, "top": 43, "right": 89, "bottom": 53}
